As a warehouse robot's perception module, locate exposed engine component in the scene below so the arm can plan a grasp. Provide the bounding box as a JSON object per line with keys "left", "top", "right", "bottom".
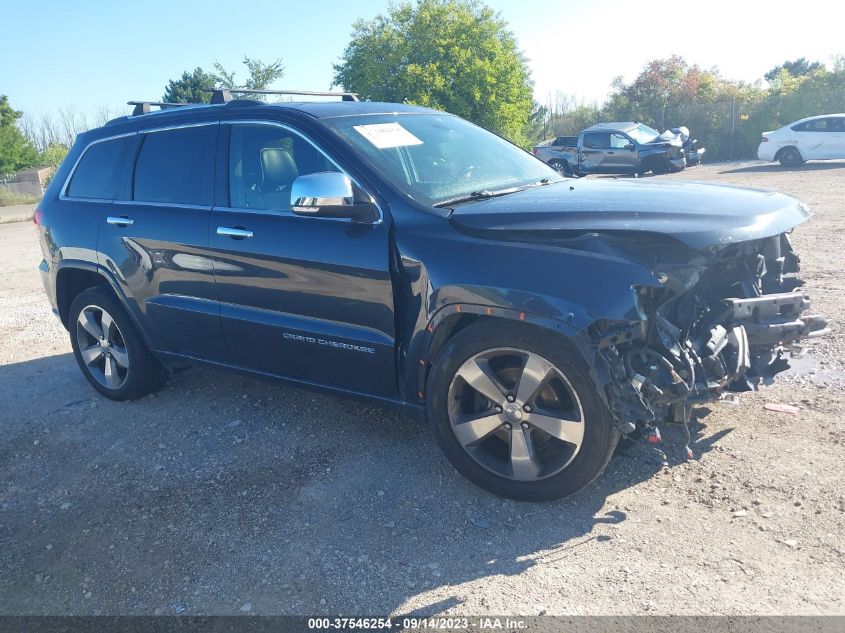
{"left": 593, "top": 232, "right": 828, "bottom": 435}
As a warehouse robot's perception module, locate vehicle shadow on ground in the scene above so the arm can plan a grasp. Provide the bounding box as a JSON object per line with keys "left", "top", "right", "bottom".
{"left": 719, "top": 161, "right": 845, "bottom": 175}
{"left": 0, "top": 353, "right": 729, "bottom": 615}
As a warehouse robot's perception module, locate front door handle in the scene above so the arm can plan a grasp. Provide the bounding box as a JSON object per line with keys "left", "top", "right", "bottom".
{"left": 217, "top": 226, "right": 254, "bottom": 239}
{"left": 106, "top": 216, "right": 134, "bottom": 227}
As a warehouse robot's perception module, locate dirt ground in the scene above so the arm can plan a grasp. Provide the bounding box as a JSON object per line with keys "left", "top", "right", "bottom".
{"left": 0, "top": 160, "right": 843, "bottom": 616}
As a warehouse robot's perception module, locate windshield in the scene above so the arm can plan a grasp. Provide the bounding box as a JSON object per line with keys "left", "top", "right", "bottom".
{"left": 627, "top": 123, "right": 660, "bottom": 144}
{"left": 323, "top": 113, "right": 562, "bottom": 206}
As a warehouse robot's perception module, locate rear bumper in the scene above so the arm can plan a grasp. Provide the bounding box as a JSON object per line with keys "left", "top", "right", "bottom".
{"left": 39, "top": 259, "right": 55, "bottom": 306}
{"left": 38, "top": 259, "right": 62, "bottom": 324}
{"left": 757, "top": 143, "right": 777, "bottom": 161}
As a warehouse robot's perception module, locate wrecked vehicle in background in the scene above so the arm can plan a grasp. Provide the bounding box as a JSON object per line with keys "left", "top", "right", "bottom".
{"left": 38, "top": 95, "right": 825, "bottom": 502}
{"left": 533, "top": 122, "right": 705, "bottom": 175}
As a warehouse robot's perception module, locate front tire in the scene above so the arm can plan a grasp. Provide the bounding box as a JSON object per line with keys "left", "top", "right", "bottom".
{"left": 648, "top": 157, "right": 672, "bottom": 175}
{"left": 426, "top": 321, "right": 619, "bottom": 501}
{"left": 69, "top": 286, "right": 166, "bottom": 401}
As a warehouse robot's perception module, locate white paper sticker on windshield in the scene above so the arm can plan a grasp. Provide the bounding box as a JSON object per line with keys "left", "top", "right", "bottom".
{"left": 353, "top": 123, "right": 423, "bottom": 149}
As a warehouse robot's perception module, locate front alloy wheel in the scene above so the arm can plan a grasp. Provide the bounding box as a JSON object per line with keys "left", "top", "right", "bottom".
{"left": 426, "top": 322, "right": 618, "bottom": 501}
{"left": 448, "top": 348, "right": 585, "bottom": 481}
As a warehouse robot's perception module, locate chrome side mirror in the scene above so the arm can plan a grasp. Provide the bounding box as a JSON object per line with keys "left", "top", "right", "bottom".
{"left": 290, "top": 172, "right": 378, "bottom": 222}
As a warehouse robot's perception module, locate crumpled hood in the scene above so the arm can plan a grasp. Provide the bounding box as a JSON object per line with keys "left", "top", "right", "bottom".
{"left": 449, "top": 179, "right": 811, "bottom": 249}
{"left": 655, "top": 130, "right": 684, "bottom": 146}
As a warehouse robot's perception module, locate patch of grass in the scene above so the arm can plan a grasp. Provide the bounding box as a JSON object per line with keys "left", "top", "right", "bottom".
{"left": 0, "top": 189, "right": 41, "bottom": 207}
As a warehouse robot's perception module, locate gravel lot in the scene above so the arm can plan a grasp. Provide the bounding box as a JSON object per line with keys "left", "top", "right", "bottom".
{"left": 1, "top": 160, "right": 843, "bottom": 616}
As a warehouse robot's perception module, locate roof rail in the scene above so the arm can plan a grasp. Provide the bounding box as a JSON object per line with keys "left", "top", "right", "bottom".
{"left": 127, "top": 101, "right": 193, "bottom": 116}
{"left": 208, "top": 88, "right": 359, "bottom": 104}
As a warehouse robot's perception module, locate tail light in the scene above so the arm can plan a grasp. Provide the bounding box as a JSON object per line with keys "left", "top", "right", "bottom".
{"left": 33, "top": 206, "right": 43, "bottom": 225}
{"left": 760, "top": 136, "right": 768, "bottom": 142}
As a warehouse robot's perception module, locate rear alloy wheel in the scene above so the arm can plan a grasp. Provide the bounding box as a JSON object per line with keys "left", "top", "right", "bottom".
{"left": 426, "top": 322, "right": 618, "bottom": 501}
{"left": 76, "top": 305, "right": 130, "bottom": 390}
{"left": 548, "top": 159, "right": 570, "bottom": 175}
{"left": 69, "top": 286, "right": 165, "bottom": 400}
{"left": 779, "top": 147, "right": 804, "bottom": 167}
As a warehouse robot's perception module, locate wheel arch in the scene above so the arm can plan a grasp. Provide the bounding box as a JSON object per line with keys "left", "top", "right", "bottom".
{"left": 774, "top": 145, "right": 801, "bottom": 161}
{"left": 639, "top": 152, "right": 666, "bottom": 171}
{"left": 410, "top": 303, "right": 581, "bottom": 404}
{"left": 55, "top": 262, "right": 157, "bottom": 351}
{"left": 55, "top": 262, "right": 111, "bottom": 329}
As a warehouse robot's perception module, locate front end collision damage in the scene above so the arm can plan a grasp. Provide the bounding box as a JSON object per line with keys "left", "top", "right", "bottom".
{"left": 580, "top": 231, "right": 828, "bottom": 441}
{"left": 408, "top": 226, "right": 826, "bottom": 447}
{"left": 399, "top": 179, "right": 826, "bottom": 449}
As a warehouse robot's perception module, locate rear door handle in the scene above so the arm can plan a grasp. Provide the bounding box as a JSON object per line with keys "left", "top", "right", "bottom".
{"left": 106, "top": 216, "right": 134, "bottom": 226}
{"left": 217, "top": 226, "right": 254, "bottom": 239}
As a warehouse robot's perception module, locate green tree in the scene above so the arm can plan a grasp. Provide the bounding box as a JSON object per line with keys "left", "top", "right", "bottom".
{"left": 604, "top": 56, "right": 768, "bottom": 160}
{"left": 0, "top": 95, "right": 38, "bottom": 173}
{"left": 532, "top": 93, "right": 600, "bottom": 142}
{"left": 162, "top": 67, "right": 216, "bottom": 103}
{"left": 39, "top": 143, "right": 69, "bottom": 169}
{"left": 750, "top": 61, "right": 845, "bottom": 145}
{"left": 333, "top": 0, "right": 534, "bottom": 145}
{"left": 604, "top": 56, "right": 723, "bottom": 125}
{"left": 212, "top": 56, "right": 286, "bottom": 99}
{"left": 764, "top": 57, "right": 823, "bottom": 82}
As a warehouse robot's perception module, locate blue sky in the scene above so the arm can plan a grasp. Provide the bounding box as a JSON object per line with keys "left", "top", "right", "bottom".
{"left": 3, "top": 0, "right": 842, "bottom": 119}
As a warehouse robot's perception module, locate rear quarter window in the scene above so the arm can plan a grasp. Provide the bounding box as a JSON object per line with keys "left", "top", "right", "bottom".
{"left": 134, "top": 125, "right": 216, "bottom": 205}
{"left": 792, "top": 119, "right": 828, "bottom": 132}
{"left": 65, "top": 136, "right": 135, "bottom": 200}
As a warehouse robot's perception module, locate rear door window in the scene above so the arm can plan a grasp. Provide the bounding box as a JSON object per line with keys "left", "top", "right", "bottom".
{"left": 134, "top": 125, "right": 216, "bottom": 205}
{"left": 66, "top": 136, "right": 135, "bottom": 200}
{"left": 583, "top": 132, "right": 610, "bottom": 149}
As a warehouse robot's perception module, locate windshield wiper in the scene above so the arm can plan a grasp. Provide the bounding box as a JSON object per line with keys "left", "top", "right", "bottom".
{"left": 434, "top": 190, "right": 499, "bottom": 208}
{"left": 434, "top": 179, "right": 555, "bottom": 208}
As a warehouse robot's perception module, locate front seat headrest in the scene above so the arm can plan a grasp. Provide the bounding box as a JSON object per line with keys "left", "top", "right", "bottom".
{"left": 260, "top": 148, "right": 298, "bottom": 190}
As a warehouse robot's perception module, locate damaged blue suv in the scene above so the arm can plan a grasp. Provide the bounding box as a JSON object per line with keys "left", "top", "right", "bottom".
{"left": 36, "top": 89, "right": 827, "bottom": 500}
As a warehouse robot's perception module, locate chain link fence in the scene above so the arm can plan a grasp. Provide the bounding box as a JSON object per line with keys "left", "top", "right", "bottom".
{"left": 635, "top": 98, "right": 760, "bottom": 162}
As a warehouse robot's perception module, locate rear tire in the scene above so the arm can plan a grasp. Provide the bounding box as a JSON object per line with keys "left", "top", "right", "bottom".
{"left": 426, "top": 321, "right": 619, "bottom": 501}
{"left": 778, "top": 147, "right": 804, "bottom": 167}
{"left": 69, "top": 286, "right": 166, "bottom": 401}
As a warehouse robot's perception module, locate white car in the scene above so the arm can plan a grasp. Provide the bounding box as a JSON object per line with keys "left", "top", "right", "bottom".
{"left": 758, "top": 113, "right": 845, "bottom": 166}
